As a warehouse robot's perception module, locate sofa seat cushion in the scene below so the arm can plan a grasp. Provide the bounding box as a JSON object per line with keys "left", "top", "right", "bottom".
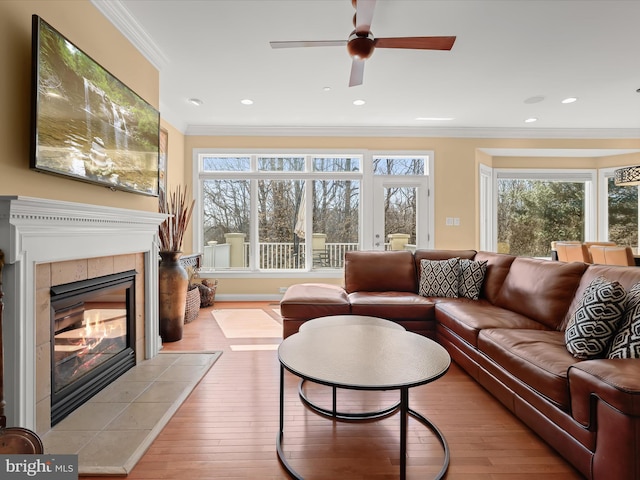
{"left": 280, "top": 283, "right": 350, "bottom": 320}
{"left": 435, "top": 299, "right": 547, "bottom": 347}
{"left": 348, "top": 291, "right": 435, "bottom": 320}
{"left": 479, "top": 328, "right": 581, "bottom": 410}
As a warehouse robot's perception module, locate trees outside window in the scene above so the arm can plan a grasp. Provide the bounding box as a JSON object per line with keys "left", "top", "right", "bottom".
{"left": 203, "top": 178, "right": 250, "bottom": 246}
{"left": 373, "top": 156, "right": 425, "bottom": 248}
{"left": 496, "top": 171, "right": 594, "bottom": 257}
{"left": 606, "top": 176, "right": 638, "bottom": 252}
{"left": 197, "top": 153, "right": 363, "bottom": 270}
{"left": 312, "top": 179, "right": 359, "bottom": 252}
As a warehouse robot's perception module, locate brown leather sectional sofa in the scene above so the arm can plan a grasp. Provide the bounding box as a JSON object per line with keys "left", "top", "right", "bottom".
{"left": 280, "top": 249, "right": 640, "bottom": 480}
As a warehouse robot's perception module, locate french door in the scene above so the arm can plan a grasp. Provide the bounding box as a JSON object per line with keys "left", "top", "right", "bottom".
{"left": 372, "top": 176, "right": 431, "bottom": 251}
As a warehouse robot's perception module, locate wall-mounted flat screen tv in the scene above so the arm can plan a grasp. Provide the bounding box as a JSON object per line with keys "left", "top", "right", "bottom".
{"left": 30, "top": 15, "right": 160, "bottom": 196}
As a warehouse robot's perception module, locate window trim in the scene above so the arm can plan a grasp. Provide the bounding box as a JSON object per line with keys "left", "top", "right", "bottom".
{"left": 479, "top": 163, "right": 493, "bottom": 251}
{"left": 599, "top": 167, "right": 614, "bottom": 242}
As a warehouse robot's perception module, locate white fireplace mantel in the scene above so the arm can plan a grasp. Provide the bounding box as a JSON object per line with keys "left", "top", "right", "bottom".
{"left": 0, "top": 196, "right": 167, "bottom": 429}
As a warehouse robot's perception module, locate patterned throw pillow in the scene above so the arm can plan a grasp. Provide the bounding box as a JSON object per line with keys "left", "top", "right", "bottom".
{"left": 458, "top": 259, "right": 488, "bottom": 300}
{"left": 565, "top": 276, "right": 627, "bottom": 359}
{"left": 608, "top": 282, "right": 640, "bottom": 359}
{"left": 419, "top": 258, "right": 460, "bottom": 298}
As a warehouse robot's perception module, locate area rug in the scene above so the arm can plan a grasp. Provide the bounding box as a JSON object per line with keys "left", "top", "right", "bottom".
{"left": 230, "top": 344, "right": 280, "bottom": 351}
{"left": 213, "top": 308, "right": 282, "bottom": 338}
{"left": 41, "top": 351, "right": 222, "bottom": 476}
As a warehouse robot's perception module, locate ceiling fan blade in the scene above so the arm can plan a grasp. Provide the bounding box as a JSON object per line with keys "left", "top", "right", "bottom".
{"left": 374, "top": 36, "right": 456, "bottom": 50}
{"left": 270, "top": 40, "right": 347, "bottom": 49}
{"left": 355, "top": 0, "right": 376, "bottom": 34}
{"left": 349, "top": 59, "right": 365, "bottom": 87}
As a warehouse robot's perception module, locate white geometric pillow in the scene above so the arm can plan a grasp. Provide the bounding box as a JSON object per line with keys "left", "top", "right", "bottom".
{"left": 608, "top": 282, "right": 640, "bottom": 359}
{"left": 458, "top": 259, "right": 487, "bottom": 300}
{"left": 565, "top": 276, "right": 627, "bottom": 360}
{"left": 419, "top": 258, "right": 460, "bottom": 298}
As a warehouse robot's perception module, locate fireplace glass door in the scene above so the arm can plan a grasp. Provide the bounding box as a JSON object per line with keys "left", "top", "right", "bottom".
{"left": 50, "top": 270, "right": 136, "bottom": 425}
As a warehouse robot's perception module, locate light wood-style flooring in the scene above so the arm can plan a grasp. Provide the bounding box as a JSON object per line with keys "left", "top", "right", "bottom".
{"left": 80, "top": 302, "right": 583, "bottom": 479}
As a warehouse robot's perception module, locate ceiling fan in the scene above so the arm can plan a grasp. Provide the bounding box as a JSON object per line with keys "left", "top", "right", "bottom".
{"left": 270, "top": 0, "right": 456, "bottom": 87}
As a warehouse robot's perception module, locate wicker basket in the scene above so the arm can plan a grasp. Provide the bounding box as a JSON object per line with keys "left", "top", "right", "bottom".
{"left": 198, "top": 279, "right": 217, "bottom": 307}
{"left": 184, "top": 285, "right": 200, "bottom": 324}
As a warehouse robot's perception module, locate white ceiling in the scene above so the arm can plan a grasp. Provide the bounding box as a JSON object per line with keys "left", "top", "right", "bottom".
{"left": 94, "top": 0, "right": 640, "bottom": 138}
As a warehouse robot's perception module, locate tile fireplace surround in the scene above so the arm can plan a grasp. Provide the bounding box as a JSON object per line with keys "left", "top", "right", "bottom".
{"left": 0, "top": 196, "right": 167, "bottom": 434}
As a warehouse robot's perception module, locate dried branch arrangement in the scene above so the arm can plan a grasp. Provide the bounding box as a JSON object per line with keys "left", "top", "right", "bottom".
{"left": 158, "top": 185, "right": 195, "bottom": 252}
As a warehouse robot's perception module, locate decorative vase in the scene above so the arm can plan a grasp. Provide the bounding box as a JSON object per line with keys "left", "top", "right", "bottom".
{"left": 158, "top": 251, "right": 188, "bottom": 342}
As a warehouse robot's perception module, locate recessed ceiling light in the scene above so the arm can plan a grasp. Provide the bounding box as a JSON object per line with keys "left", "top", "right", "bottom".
{"left": 561, "top": 97, "right": 578, "bottom": 104}
{"left": 525, "top": 117, "right": 538, "bottom": 123}
{"left": 524, "top": 96, "right": 545, "bottom": 104}
{"left": 415, "top": 117, "right": 454, "bottom": 121}
{"left": 323, "top": 86, "right": 331, "bottom": 92}
{"left": 187, "top": 98, "right": 203, "bottom": 106}
{"left": 353, "top": 99, "right": 365, "bottom": 106}
{"left": 241, "top": 99, "right": 253, "bottom": 105}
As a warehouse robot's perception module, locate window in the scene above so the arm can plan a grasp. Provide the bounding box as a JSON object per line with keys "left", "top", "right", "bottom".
{"left": 258, "top": 156, "right": 305, "bottom": 172}
{"left": 257, "top": 179, "right": 303, "bottom": 269}
{"left": 194, "top": 150, "right": 432, "bottom": 273}
{"left": 202, "top": 155, "right": 250, "bottom": 172}
{"left": 373, "top": 156, "right": 425, "bottom": 175}
{"left": 311, "top": 179, "right": 360, "bottom": 266}
{"left": 203, "top": 178, "right": 250, "bottom": 247}
{"left": 494, "top": 170, "right": 596, "bottom": 257}
{"left": 195, "top": 151, "right": 364, "bottom": 271}
{"left": 600, "top": 168, "right": 639, "bottom": 253}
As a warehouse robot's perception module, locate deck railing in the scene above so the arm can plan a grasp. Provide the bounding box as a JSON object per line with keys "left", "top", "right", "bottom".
{"left": 204, "top": 241, "right": 415, "bottom": 270}
{"left": 203, "top": 241, "right": 360, "bottom": 269}
{"left": 256, "top": 242, "right": 360, "bottom": 269}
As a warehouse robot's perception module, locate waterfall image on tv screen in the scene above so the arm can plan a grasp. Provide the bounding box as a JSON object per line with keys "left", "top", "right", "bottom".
{"left": 30, "top": 15, "right": 160, "bottom": 196}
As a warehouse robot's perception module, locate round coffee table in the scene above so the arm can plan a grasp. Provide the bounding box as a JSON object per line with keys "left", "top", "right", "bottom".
{"left": 277, "top": 320, "right": 451, "bottom": 480}
{"left": 299, "top": 314, "right": 406, "bottom": 331}
{"left": 298, "top": 315, "right": 406, "bottom": 419}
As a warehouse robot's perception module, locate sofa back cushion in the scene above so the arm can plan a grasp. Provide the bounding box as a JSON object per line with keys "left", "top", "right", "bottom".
{"left": 344, "top": 250, "right": 416, "bottom": 293}
{"left": 473, "top": 251, "right": 516, "bottom": 304}
{"left": 494, "top": 256, "right": 587, "bottom": 329}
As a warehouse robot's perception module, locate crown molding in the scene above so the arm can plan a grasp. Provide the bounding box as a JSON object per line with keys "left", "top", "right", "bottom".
{"left": 91, "top": 0, "right": 169, "bottom": 70}
{"left": 184, "top": 124, "right": 640, "bottom": 139}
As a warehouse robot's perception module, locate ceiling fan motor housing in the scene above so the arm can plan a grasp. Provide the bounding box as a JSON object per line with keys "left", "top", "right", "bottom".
{"left": 347, "top": 30, "right": 375, "bottom": 59}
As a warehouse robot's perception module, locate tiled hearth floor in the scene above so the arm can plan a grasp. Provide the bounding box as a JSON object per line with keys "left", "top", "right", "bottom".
{"left": 41, "top": 351, "right": 221, "bottom": 475}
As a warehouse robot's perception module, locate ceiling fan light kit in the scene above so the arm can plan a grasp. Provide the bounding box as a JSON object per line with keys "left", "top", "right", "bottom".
{"left": 347, "top": 30, "right": 375, "bottom": 59}
{"left": 270, "top": 0, "right": 456, "bottom": 87}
